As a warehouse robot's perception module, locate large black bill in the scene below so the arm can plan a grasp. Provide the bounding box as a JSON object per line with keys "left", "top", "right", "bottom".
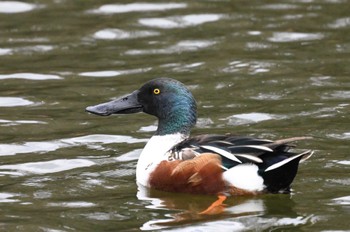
{"left": 85, "top": 90, "right": 142, "bottom": 116}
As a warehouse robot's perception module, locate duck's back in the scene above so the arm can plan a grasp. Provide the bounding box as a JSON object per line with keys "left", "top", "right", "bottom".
{"left": 149, "top": 134, "right": 313, "bottom": 195}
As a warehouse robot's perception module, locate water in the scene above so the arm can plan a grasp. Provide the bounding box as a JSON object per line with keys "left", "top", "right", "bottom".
{"left": 0, "top": 0, "right": 349, "bottom": 231}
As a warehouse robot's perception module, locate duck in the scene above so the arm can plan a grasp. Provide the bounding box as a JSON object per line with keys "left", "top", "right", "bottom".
{"left": 86, "top": 77, "right": 313, "bottom": 214}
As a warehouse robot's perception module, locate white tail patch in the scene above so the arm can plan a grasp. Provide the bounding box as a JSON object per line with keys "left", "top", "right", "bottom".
{"left": 264, "top": 150, "right": 312, "bottom": 172}
{"left": 200, "top": 145, "right": 242, "bottom": 163}
{"left": 235, "top": 154, "right": 263, "bottom": 163}
{"left": 223, "top": 164, "right": 264, "bottom": 192}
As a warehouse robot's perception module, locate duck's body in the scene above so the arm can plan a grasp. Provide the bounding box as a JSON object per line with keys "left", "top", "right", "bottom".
{"left": 86, "top": 78, "right": 313, "bottom": 197}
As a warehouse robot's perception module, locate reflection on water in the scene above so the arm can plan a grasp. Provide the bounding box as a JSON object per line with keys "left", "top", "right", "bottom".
{"left": 137, "top": 185, "right": 316, "bottom": 231}
{"left": 137, "top": 185, "right": 264, "bottom": 230}
{"left": 0, "top": 0, "right": 350, "bottom": 231}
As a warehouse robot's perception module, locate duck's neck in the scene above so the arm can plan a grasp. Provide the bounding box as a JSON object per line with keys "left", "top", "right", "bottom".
{"left": 137, "top": 95, "right": 197, "bottom": 186}
{"left": 156, "top": 99, "right": 197, "bottom": 136}
{"left": 136, "top": 133, "right": 188, "bottom": 187}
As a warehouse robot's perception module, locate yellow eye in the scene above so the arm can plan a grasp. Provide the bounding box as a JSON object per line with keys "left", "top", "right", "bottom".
{"left": 153, "top": 88, "right": 161, "bottom": 95}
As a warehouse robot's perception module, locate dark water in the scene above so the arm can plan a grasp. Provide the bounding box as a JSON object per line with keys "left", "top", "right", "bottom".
{"left": 1, "top": 1, "right": 350, "bottom": 231}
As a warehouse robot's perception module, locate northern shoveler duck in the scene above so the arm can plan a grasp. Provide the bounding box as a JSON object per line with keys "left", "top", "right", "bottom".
{"left": 86, "top": 78, "right": 313, "bottom": 213}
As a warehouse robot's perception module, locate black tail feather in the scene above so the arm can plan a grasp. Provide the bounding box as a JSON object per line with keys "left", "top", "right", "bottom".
{"left": 259, "top": 151, "right": 312, "bottom": 193}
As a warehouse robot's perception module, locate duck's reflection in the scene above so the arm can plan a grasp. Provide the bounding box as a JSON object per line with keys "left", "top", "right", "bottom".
{"left": 137, "top": 185, "right": 298, "bottom": 230}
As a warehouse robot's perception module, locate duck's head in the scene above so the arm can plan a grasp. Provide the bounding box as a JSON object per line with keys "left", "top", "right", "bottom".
{"left": 86, "top": 78, "right": 197, "bottom": 135}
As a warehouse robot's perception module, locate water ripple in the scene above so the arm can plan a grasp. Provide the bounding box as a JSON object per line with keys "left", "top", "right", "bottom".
{"left": 0, "top": 119, "right": 46, "bottom": 126}
{"left": 0, "top": 134, "right": 147, "bottom": 156}
{"left": 93, "top": 28, "right": 159, "bottom": 40}
{"left": 223, "top": 112, "right": 285, "bottom": 125}
{"left": 139, "top": 14, "right": 224, "bottom": 29}
{"left": 0, "top": 48, "right": 12, "bottom": 55}
{"left": 48, "top": 201, "right": 96, "bottom": 208}
{"left": 61, "top": 134, "right": 147, "bottom": 144}
{"left": 332, "top": 196, "right": 350, "bottom": 205}
{"left": 0, "top": 192, "right": 20, "bottom": 203}
{"left": 138, "top": 125, "right": 157, "bottom": 132}
{"left": 171, "top": 62, "right": 205, "bottom": 72}
{"left": 126, "top": 40, "right": 216, "bottom": 55}
{"left": 328, "top": 132, "right": 350, "bottom": 140}
{"left": 79, "top": 68, "right": 151, "bottom": 77}
{"left": 90, "top": 3, "right": 186, "bottom": 14}
{"left": 0, "top": 45, "right": 54, "bottom": 56}
{"left": 310, "top": 76, "right": 334, "bottom": 87}
{"left": 268, "top": 32, "right": 324, "bottom": 42}
{"left": 114, "top": 149, "right": 142, "bottom": 162}
{"left": 250, "top": 93, "right": 282, "bottom": 100}
{"left": 0, "top": 1, "right": 37, "bottom": 13}
{"left": 33, "top": 190, "right": 52, "bottom": 199}
{"left": 259, "top": 4, "right": 299, "bottom": 10}
{"left": 196, "top": 118, "right": 214, "bottom": 128}
{"left": 245, "top": 42, "right": 274, "bottom": 50}
{"left": 322, "top": 91, "right": 350, "bottom": 99}
{"left": 298, "top": 104, "right": 348, "bottom": 118}
{"left": 0, "top": 159, "right": 95, "bottom": 174}
{"left": 0, "top": 73, "right": 62, "bottom": 80}
{"left": 335, "top": 160, "right": 350, "bottom": 165}
{"left": 328, "top": 17, "right": 350, "bottom": 29}
{"left": 83, "top": 212, "right": 128, "bottom": 221}
{"left": 222, "top": 60, "right": 273, "bottom": 74}
{"left": 15, "top": 45, "right": 55, "bottom": 54}
{"left": 0, "top": 97, "right": 34, "bottom": 107}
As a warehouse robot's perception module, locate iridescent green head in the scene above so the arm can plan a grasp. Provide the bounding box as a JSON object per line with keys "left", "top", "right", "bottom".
{"left": 86, "top": 78, "right": 197, "bottom": 135}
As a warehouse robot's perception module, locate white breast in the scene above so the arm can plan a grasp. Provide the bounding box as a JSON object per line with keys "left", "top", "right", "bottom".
{"left": 136, "top": 133, "right": 186, "bottom": 187}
